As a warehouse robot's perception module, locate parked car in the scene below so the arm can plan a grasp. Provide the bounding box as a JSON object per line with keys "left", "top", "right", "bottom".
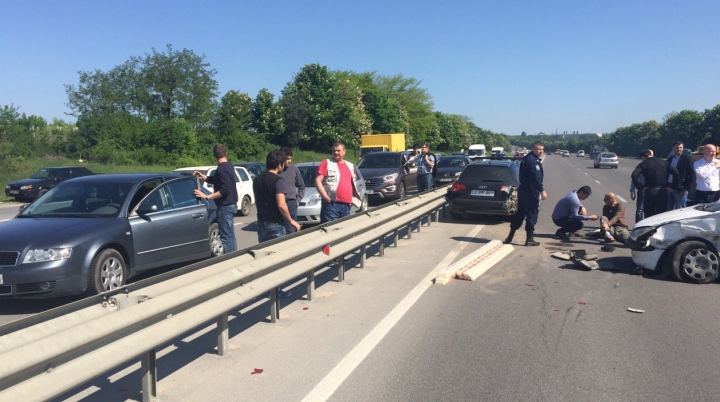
{"left": 627, "top": 201, "right": 720, "bottom": 283}
{"left": 172, "top": 165, "right": 254, "bottom": 216}
{"left": 5, "top": 167, "right": 94, "bottom": 201}
{"left": 445, "top": 159, "right": 520, "bottom": 220}
{"left": 577, "top": 150, "right": 585, "bottom": 157}
{"left": 433, "top": 155, "right": 471, "bottom": 187}
{"left": 0, "top": 174, "right": 221, "bottom": 298}
{"left": 294, "top": 162, "right": 368, "bottom": 225}
{"left": 358, "top": 151, "right": 418, "bottom": 201}
{"left": 562, "top": 151, "right": 570, "bottom": 157}
{"left": 233, "top": 162, "right": 266, "bottom": 179}
{"left": 594, "top": 152, "right": 619, "bottom": 169}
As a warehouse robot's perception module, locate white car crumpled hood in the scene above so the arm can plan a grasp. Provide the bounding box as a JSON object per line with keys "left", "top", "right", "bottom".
{"left": 639, "top": 207, "right": 720, "bottom": 250}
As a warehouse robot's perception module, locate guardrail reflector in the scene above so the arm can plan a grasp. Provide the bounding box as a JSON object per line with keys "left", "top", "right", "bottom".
{"left": 322, "top": 245, "right": 330, "bottom": 255}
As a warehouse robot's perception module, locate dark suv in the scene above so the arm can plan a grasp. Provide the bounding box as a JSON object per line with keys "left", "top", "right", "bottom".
{"left": 445, "top": 159, "right": 520, "bottom": 220}
{"left": 358, "top": 151, "right": 418, "bottom": 201}
{"left": 5, "top": 167, "right": 95, "bottom": 201}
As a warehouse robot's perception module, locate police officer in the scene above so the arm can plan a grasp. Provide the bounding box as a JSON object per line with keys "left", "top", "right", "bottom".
{"left": 632, "top": 149, "right": 679, "bottom": 218}
{"left": 505, "top": 141, "right": 547, "bottom": 246}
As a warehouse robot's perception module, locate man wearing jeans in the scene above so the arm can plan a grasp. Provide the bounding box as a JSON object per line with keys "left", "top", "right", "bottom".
{"left": 315, "top": 142, "right": 360, "bottom": 223}
{"left": 278, "top": 147, "right": 305, "bottom": 233}
{"left": 551, "top": 185, "right": 598, "bottom": 240}
{"left": 666, "top": 140, "right": 696, "bottom": 210}
{"left": 193, "top": 144, "right": 238, "bottom": 254}
{"left": 412, "top": 143, "right": 436, "bottom": 192}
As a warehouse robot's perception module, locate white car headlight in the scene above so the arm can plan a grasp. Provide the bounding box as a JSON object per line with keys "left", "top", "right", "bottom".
{"left": 630, "top": 226, "right": 656, "bottom": 240}
{"left": 306, "top": 194, "right": 322, "bottom": 206}
{"left": 454, "top": 172, "right": 462, "bottom": 176}
{"left": 4, "top": 185, "right": 9, "bottom": 189}
{"left": 23, "top": 248, "right": 72, "bottom": 264}
{"left": 383, "top": 173, "right": 398, "bottom": 181}
{"left": 21, "top": 185, "right": 32, "bottom": 190}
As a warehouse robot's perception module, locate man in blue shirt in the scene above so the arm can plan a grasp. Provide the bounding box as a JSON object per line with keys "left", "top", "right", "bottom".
{"left": 414, "top": 142, "right": 436, "bottom": 192}
{"left": 551, "top": 185, "right": 598, "bottom": 240}
{"left": 504, "top": 141, "right": 547, "bottom": 246}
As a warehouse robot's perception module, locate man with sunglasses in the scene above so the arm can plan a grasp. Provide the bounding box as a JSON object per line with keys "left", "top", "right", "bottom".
{"left": 599, "top": 192, "right": 629, "bottom": 244}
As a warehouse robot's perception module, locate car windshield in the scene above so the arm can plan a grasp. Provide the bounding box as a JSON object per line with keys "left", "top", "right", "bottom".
{"left": 468, "top": 149, "right": 484, "bottom": 156}
{"left": 30, "top": 168, "right": 55, "bottom": 179}
{"left": 20, "top": 182, "right": 133, "bottom": 217}
{"left": 461, "top": 165, "right": 516, "bottom": 183}
{"left": 438, "top": 158, "right": 467, "bottom": 168}
{"left": 602, "top": 153, "right": 617, "bottom": 158}
{"left": 297, "top": 166, "right": 318, "bottom": 187}
{"left": 358, "top": 154, "right": 400, "bottom": 169}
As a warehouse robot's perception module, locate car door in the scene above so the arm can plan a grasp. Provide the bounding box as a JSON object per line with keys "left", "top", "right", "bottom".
{"left": 235, "top": 167, "right": 254, "bottom": 204}
{"left": 403, "top": 153, "right": 419, "bottom": 192}
{"left": 129, "top": 177, "right": 209, "bottom": 271}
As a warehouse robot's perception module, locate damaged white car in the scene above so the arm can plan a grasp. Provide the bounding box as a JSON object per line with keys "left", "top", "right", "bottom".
{"left": 627, "top": 201, "right": 720, "bottom": 283}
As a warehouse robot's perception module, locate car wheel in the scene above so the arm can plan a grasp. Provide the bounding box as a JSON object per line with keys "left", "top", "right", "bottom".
{"left": 239, "top": 195, "right": 251, "bottom": 216}
{"left": 87, "top": 249, "right": 126, "bottom": 295}
{"left": 398, "top": 182, "right": 406, "bottom": 199}
{"left": 671, "top": 241, "right": 719, "bottom": 283}
{"left": 360, "top": 196, "right": 368, "bottom": 212}
{"left": 209, "top": 222, "right": 223, "bottom": 257}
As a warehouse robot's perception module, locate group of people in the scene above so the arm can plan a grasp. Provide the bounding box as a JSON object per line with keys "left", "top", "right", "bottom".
{"left": 504, "top": 140, "right": 720, "bottom": 248}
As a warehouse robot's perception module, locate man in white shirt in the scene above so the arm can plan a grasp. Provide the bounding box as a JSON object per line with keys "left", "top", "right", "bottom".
{"left": 694, "top": 144, "right": 720, "bottom": 204}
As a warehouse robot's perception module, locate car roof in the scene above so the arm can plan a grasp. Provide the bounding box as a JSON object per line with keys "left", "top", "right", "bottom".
{"left": 296, "top": 162, "right": 322, "bottom": 167}
{"left": 65, "top": 173, "right": 176, "bottom": 184}
{"left": 38, "top": 166, "right": 88, "bottom": 170}
{"left": 172, "top": 166, "right": 215, "bottom": 171}
{"left": 470, "top": 159, "right": 518, "bottom": 167}
{"left": 362, "top": 151, "right": 406, "bottom": 156}
{"left": 234, "top": 162, "right": 264, "bottom": 166}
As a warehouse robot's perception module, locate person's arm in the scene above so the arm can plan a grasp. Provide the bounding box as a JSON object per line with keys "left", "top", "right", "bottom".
{"left": 683, "top": 156, "right": 696, "bottom": 193}
{"left": 667, "top": 163, "right": 680, "bottom": 186}
{"left": 295, "top": 167, "right": 305, "bottom": 200}
{"left": 631, "top": 163, "right": 644, "bottom": 190}
{"left": 275, "top": 179, "right": 301, "bottom": 232}
{"left": 569, "top": 197, "right": 588, "bottom": 220}
{"left": 607, "top": 204, "right": 624, "bottom": 226}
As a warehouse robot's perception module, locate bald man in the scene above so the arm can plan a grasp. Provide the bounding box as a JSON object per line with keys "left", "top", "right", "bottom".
{"left": 693, "top": 144, "right": 720, "bottom": 204}
{"left": 600, "top": 192, "right": 630, "bottom": 244}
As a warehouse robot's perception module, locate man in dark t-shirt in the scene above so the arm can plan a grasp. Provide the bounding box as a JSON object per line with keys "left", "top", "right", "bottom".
{"left": 254, "top": 149, "right": 301, "bottom": 243}
{"left": 194, "top": 144, "right": 239, "bottom": 254}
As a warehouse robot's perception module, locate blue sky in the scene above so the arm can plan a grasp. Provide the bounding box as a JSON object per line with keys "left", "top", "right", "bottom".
{"left": 1, "top": 0, "right": 718, "bottom": 136}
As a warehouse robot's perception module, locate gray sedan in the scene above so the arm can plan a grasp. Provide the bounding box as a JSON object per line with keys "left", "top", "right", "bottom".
{"left": 0, "top": 174, "right": 220, "bottom": 298}
{"left": 295, "top": 162, "right": 368, "bottom": 225}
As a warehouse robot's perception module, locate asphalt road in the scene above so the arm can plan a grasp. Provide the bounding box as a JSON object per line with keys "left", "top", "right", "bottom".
{"left": 8, "top": 156, "right": 720, "bottom": 402}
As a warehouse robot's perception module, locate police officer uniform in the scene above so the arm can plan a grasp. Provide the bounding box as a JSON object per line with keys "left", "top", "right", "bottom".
{"left": 505, "top": 151, "right": 544, "bottom": 246}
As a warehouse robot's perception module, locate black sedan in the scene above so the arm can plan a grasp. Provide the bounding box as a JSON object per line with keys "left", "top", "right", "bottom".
{"left": 5, "top": 166, "right": 94, "bottom": 201}
{"left": 445, "top": 160, "right": 520, "bottom": 220}
{"left": 0, "top": 174, "right": 220, "bottom": 298}
{"left": 433, "top": 155, "right": 471, "bottom": 187}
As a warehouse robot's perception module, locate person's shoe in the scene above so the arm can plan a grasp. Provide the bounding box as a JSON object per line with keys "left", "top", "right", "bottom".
{"left": 604, "top": 236, "right": 616, "bottom": 243}
{"left": 278, "top": 288, "right": 292, "bottom": 298}
{"left": 570, "top": 230, "right": 584, "bottom": 238}
{"left": 503, "top": 229, "right": 516, "bottom": 244}
{"left": 525, "top": 234, "right": 540, "bottom": 246}
{"left": 555, "top": 229, "right": 570, "bottom": 240}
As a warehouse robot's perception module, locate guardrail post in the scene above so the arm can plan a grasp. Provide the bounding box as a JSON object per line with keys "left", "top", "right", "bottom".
{"left": 360, "top": 245, "right": 367, "bottom": 268}
{"left": 407, "top": 222, "right": 413, "bottom": 239}
{"left": 442, "top": 203, "right": 447, "bottom": 218}
{"left": 393, "top": 230, "right": 399, "bottom": 247}
{"left": 141, "top": 349, "right": 157, "bottom": 402}
{"left": 434, "top": 209, "right": 440, "bottom": 222}
{"left": 417, "top": 218, "right": 422, "bottom": 232}
{"left": 306, "top": 270, "right": 315, "bottom": 301}
{"left": 270, "top": 288, "right": 279, "bottom": 323}
{"left": 338, "top": 257, "right": 345, "bottom": 283}
{"left": 427, "top": 213, "right": 432, "bottom": 226}
{"left": 217, "top": 312, "right": 229, "bottom": 356}
{"left": 379, "top": 236, "right": 385, "bottom": 257}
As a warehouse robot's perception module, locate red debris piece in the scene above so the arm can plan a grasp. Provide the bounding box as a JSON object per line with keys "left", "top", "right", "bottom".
{"left": 322, "top": 245, "right": 330, "bottom": 255}
{"left": 578, "top": 301, "right": 587, "bottom": 305}
{"left": 524, "top": 283, "right": 534, "bottom": 287}
{"left": 303, "top": 307, "right": 309, "bottom": 310}
{"left": 251, "top": 368, "right": 264, "bottom": 375}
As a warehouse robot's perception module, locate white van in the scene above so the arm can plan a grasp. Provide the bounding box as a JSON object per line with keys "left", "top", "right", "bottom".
{"left": 468, "top": 144, "right": 486, "bottom": 160}
{"left": 491, "top": 146, "right": 504, "bottom": 155}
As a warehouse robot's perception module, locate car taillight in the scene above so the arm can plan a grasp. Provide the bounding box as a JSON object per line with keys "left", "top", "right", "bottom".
{"left": 451, "top": 182, "right": 466, "bottom": 192}
{"left": 500, "top": 185, "right": 511, "bottom": 193}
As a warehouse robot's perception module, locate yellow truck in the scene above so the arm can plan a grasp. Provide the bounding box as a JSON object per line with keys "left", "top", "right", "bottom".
{"left": 360, "top": 133, "right": 406, "bottom": 158}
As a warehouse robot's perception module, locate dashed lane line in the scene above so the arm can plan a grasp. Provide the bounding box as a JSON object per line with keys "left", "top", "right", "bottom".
{"left": 595, "top": 180, "right": 601, "bottom": 184}
{"left": 301, "top": 224, "right": 486, "bottom": 402}
{"left": 617, "top": 195, "right": 627, "bottom": 203}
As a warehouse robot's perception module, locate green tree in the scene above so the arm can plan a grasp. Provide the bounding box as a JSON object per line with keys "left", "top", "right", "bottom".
{"left": 251, "top": 88, "right": 284, "bottom": 141}
{"left": 374, "top": 74, "right": 435, "bottom": 146}
{"left": 700, "top": 104, "right": 720, "bottom": 146}
{"left": 215, "top": 91, "right": 267, "bottom": 161}
{"left": 658, "top": 110, "right": 703, "bottom": 149}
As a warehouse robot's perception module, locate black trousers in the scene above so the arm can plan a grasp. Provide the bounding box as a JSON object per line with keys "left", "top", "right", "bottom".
{"left": 510, "top": 185, "right": 540, "bottom": 233}
{"left": 553, "top": 217, "right": 584, "bottom": 234}
{"left": 643, "top": 188, "right": 668, "bottom": 218}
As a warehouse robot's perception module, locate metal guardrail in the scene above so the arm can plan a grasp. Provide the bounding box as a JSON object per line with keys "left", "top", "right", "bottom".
{"left": 0, "top": 189, "right": 449, "bottom": 402}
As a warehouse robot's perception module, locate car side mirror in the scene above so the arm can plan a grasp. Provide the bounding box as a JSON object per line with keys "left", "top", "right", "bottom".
{"left": 18, "top": 204, "right": 29, "bottom": 215}
{"left": 136, "top": 201, "right": 158, "bottom": 215}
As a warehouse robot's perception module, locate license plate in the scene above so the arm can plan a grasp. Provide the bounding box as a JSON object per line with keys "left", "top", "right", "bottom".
{"left": 0, "top": 274, "right": 3, "bottom": 285}
{"left": 471, "top": 190, "right": 494, "bottom": 197}
{"left": 438, "top": 178, "right": 452, "bottom": 182}
{"left": 366, "top": 190, "right": 375, "bottom": 194}
{"left": 9, "top": 190, "right": 19, "bottom": 195}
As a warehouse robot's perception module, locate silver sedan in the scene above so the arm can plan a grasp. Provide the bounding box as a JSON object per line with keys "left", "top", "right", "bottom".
{"left": 295, "top": 162, "right": 368, "bottom": 225}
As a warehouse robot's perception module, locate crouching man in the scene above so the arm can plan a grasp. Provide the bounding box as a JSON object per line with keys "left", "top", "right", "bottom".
{"left": 600, "top": 192, "right": 630, "bottom": 244}
{"left": 551, "top": 185, "right": 598, "bottom": 240}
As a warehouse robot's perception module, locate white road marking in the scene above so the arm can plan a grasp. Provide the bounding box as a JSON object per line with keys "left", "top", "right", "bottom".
{"left": 585, "top": 173, "right": 588, "bottom": 175}
{"left": 616, "top": 195, "right": 627, "bottom": 203}
{"left": 233, "top": 222, "right": 249, "bottom": 226}
{"left": 302, "top": 224, "right": 486, "bottom": 402}
{"left": 595, "top": 180, "right": 601, "bottom": 184}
